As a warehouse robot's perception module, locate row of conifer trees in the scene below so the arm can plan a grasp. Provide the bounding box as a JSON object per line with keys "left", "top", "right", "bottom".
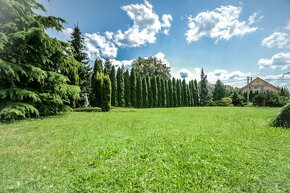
{"left": 90, "top": 60, "right": 200, "bottom": 109}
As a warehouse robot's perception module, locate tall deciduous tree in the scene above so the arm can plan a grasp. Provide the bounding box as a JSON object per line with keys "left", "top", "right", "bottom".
{"left": 213, "top": 79, "right": 226, "bottom": 101}
{"left": 200, "top": 68, "right": 209, "bottom": 106}
{"left": 124, "top": 70, "right": 131, "bottom": 107}
{"left": 130, "top": 67, "right": 137, "bottom": 107}
{"left": 0, "top": 0, "right": 80, "bottom": 121}
{"left": 132, "top": 57, "right": 171, "bottom": 79}
{"left": 117, "top": 67, "right": 125, "bottom": 107}
{"left": 110, "top": 66, "right": 117, "bottom": 107}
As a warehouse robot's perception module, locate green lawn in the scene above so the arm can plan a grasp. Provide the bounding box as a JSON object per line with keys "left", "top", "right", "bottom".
{"left": 0, "top": 107, "right": 289, "bottom": 192}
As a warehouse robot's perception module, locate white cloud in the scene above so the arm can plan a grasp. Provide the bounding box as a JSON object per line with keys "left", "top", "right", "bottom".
{"left": 258, "top": 52, "right": 290, "bottom": 70}
{"left": 286, "top": 20, "right": 290, "bottom": 31}
{"left": 261, "top": 32, "right": 289, "bottom": 49}
{"left": 114, "top": 0, "right": 172, "bottom": 47}
{"left": 84, "top": 33, "right": 118, "bottom": 60}
{"left": 161, "top": 14, "right": 173, "bottom": 35}
{"left": 62, "top": 28, "right": 73, "bottom": 39}
{"left": 185, "top": 5, "right": 258, "bottom": 43}
{"left": 111, "top": 59, "right": 134, "bottom": 70}
{"left": 155, "top": 52, "right": 170, "bottom": 67}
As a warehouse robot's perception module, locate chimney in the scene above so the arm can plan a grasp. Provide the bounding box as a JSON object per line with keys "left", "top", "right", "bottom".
{"left": 250, "top": 77, "right": 253, "bottom": 82}
{"left": 247, "top": 77, "right": 250, "bottom": 84}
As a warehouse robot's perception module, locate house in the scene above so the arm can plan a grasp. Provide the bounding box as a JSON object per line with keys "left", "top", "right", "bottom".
{"left": 240, "top": 77, "right": 280, "bottom": 94}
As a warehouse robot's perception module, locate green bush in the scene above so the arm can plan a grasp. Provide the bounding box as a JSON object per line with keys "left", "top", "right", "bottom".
{"left": 206, "top": 100, "right": 217, "bottom": 106}
{"left": 253, "top": 92, "right": 286, "bottom": 107}
{"left": 214, "top": 97, "right": 232, "bottom": 106}
{"left": 270, "top": 103, "right": 290, "bottom": 128}
{"left": 74, "top": 107, "right": 101, "bottom": 112}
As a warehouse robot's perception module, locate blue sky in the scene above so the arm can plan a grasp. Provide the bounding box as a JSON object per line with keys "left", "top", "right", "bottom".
{"left": 40, "top": 0, "right": 290, "bottom": 88}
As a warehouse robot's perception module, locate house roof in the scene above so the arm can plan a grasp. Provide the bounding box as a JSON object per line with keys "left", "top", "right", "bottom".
{"left": 240, "top": 77, "right": 280, "bottom": 92}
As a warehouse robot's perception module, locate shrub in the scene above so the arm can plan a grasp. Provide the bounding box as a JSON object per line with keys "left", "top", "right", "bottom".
{"left": 206, "top": 100, "right": 217, "bottom": 106}
{"left": 74, "top": 107, "right": 101, "bottom": 112}
{"left": 270, "top": 103, "right": 290, "bottom": 128}
{"left": 231, "top": 91, "right": 245, "bottom": 106}
{"left": 216, "top": 97, "right": 232, "bottom": 106}
{"left": 253, "top": 92, "right": 286, "bottom": 107}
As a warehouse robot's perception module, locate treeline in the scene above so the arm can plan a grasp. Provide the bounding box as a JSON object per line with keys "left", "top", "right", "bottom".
{"left": 90, "top": 60, "right": 199, "bottom": 109}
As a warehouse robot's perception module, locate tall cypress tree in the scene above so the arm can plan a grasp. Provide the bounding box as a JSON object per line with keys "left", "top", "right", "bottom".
{"left": 90, "top": 59, "right": 103, "bottom": 107}
{"left": 165, "top": 79, "right": 170, "bottom": 107}
{"left": 182, "top": 79, "right": 187, "bottom": 106}
{"left": 124, "top": 70, "right": 131, "bottom": 107}
{"left": 151, "top": 76, "right": 158, "bottom": 107}
{"left": 117, "top": 67, "right": 125, "bottom": 107}
{"left": 172, "top": 78, "right": 177, "bottom": 107}
{"left": 200, "top": 68, "right": 209, "bottom": 106}
{"left": 161, "top": 79, "right": 167, "bottom": 107}
{"left": 168, "top": 79, "right": 173, "bottom": 107}
{"left": 157, "top": 77, "right": 162, "bottom": 107}
{"left": 142, "top": 77, "right": 148, "bottom": 108}
{"left": 189, "top": 80, "right": 195, "bottom": 106}
{"left": 101, "top": 75, "right": 111, "bottom": 112}
{"left": 70, "top": 25, "right": 90, "bottom": 108}
{"left": 130, "top": 67, "right": 137, "bottom": 107}
{"left": 109, "top": 66, "right": 117, "bottom": 107}
{"left": 146, "top": 76, "right": 153, "bottom": 108}
{"left": 136, "top": 76, "right": 143, "bottom": 108}
{"left": 194, "top": 79, "right": 199, "bottom": 106}
{"left": 94, "top": 72, "right": 103, "bottom": 107}
{"left": 103, "top": 59, "right": 112, "bottom": 75}
{"left": 176, "top": 79, "right": 182, "bottom": 107}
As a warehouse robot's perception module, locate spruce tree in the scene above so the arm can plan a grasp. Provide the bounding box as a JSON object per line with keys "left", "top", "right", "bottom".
{"left": 136, "top": 76, "right": 143, "bottom": 108}
{"left": 0, "top": 0, "right": 80, "bottom": 121}
{"left": 200, "top": 68, "right": 209, "bottom": 106}
{"left": 124, "top": 70, "right": 131, "bottom": 107}
{"left": 101, "top": 75, "right": 111, "bottom": 112}
{"left": 142, "top": 77, "right": 149, "bottom": 108}
{"left": 117, "top": 67, "right": 125, "bottom": 107}
{"left": 130, "top": 67, "right": 137, "bottom": 107}
{"left": 146, "top": 76, "right": 153, "bottom": 108}
{"left": 213, "top": 79, "right": 226, "bottom": 101}
{"left": 70, "top": 25, "right": 90, "bottom": 108}
{"left": 151, "top": 76, "right": 158, "bottom": 107}
{"left": 109, "top": 66, "right": 117, "bottom": 107}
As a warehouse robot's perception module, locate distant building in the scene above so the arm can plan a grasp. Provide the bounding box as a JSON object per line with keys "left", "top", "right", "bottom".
{"left": 240, "top": 77, "right": 280, "bottom": 94}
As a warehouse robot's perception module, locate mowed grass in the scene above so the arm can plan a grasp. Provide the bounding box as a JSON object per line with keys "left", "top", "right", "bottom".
{"left": 0, "top": 107, "right": 289, "bottom": 192}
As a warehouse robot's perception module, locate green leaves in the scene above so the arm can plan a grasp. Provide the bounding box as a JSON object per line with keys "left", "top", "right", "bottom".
{"left": 0, "top": 102, "right": 39, "bottom": 121}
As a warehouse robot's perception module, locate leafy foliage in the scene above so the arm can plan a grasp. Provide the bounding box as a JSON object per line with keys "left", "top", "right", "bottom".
{"left": 270, "top": 103, "right": 290, "bottom": 128}
{"left": 0, "top": 0, "right": 80, "bottom": 121}
{"left": 132, "top": 57, "right": 171, "bottom": 79}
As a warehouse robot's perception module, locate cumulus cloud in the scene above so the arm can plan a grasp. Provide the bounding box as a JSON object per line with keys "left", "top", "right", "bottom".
{"left": 185, "top": 5, "right": 258, "bottom": 43}
{"left": 286, "top": 20, "right": 290, "bottom": 31}
{"left": 84, "top": 33, "right": 118, "bottom": 60}
{"left": 114, "top": 0, "right": 173, "bottom": 47}
{"left": 155, "top": 52, "right": 170, "bottom": 66}
{"left": 258, "top": 52, "right": 290, "bottom": 70}
{"left": 261, "top": 32, "right": 289, "bottom": 49}
{"left": 62, "top": 28, "right": 73, "bottom": 39}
